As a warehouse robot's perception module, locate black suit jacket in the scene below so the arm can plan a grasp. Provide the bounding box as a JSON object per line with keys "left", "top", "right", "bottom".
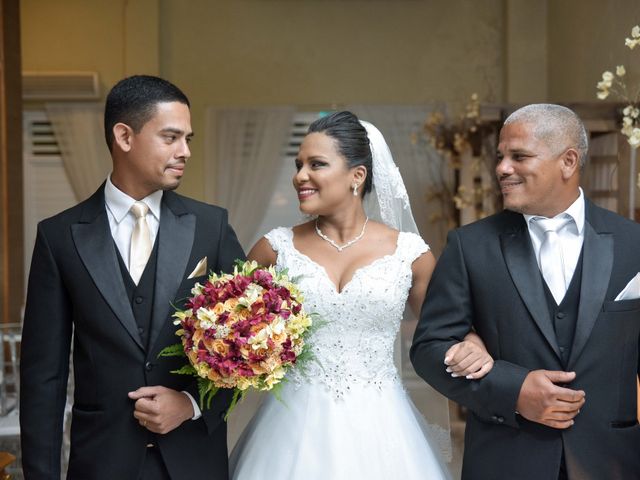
{"left": 20, "top": 185, "right": 245, "bottom": 480}
{"left": 411, "top": 200, "right": 640, "bottom": 480}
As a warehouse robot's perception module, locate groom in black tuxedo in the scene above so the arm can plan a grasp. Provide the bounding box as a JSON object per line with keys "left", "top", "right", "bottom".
{"left": 411, "top": 104, "right": 640, "bottom": 479}
{"left": 20, "top": 75, "right": 244, "bottom": 479}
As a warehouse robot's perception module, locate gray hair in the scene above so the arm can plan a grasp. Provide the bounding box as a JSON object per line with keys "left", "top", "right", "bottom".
{"left": 504, "top": 104, "right": 589, "bottom": 168}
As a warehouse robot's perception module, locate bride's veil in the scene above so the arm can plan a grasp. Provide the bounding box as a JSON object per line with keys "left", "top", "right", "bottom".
{"left": 361, "top": 120, "right": 453, "bottom": 462}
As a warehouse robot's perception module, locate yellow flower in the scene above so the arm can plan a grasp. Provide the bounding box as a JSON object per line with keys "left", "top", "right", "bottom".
{"left": 236, "top": 377, "right": 253, "bottom": 391}
{"left": 596, "top": 90, "right": 610, "bottom": 100}
{"left": 196, "top": 307, "right": 217, "bottom": 329}
{"left": 190, "top": 282, "right": 204, "bottom": 296}
{"left": 602, "top": 71, "right": 614, "bottom": 83}
{"left": 264, "top": 366, "right": 286, "bottom": 389}
{"left": 248, "top": 327, "right": 270, "bottom": 351}
{"left": 238, "top": 284, "right": 263, "bottom": 308}
{"left": 194, "top": 362, "right": 211, "bottom": 378}
{"left": 632, "top": 25, "right": 640, "bottom": 38}
{"left": 630, "top": 128, "right": 640, "bottom": 148}
{"left": 616, "top": 65, "right": 626, "bottom": 76}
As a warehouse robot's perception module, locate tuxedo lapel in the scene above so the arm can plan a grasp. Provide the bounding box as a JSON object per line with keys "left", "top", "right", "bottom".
{"left": 71, "top": 186, "right": 143, "bottom": 350}
{"left": 568, "top": 205, "right": 613, "bottom": 369}
{"left": 500, "top": 220, "right": 561, "bottom": 360}
{"left": 148, "top": 192, "right": 195, "bottom": 352}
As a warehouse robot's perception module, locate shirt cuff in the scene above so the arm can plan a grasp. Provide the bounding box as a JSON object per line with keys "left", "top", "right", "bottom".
{"left": 182, "top": 391, "right": 202, "bottom": 420}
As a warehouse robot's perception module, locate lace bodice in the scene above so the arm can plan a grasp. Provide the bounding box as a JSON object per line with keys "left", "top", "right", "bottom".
{"left": 265, "top": 227, "right": 429, "bottom": 399}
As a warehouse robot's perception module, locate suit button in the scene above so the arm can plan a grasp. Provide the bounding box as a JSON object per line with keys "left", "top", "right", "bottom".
{"left": 135, "top": 296, "right": 144, "bottom": 304}
{"left": 556, "top": 312, "right": 566, "bottom": 319}
{"left": 145, "top": 361, "right": 153, "bottom": 371}
{"left": 497, "top": 416, "right": 504, "bottom": 423}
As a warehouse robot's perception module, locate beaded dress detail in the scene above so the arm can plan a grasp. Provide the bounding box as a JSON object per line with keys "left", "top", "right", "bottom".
{"left": 230, "top": 227, "right": 451, "bottom": 480}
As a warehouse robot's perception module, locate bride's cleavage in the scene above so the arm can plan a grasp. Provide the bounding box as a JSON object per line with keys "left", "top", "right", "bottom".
{"left": 292, "top": 236, "right": 399, "bottom": 294}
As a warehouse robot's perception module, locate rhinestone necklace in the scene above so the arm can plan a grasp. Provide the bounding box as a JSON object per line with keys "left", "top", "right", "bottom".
{"left": 315, "top": 217, "right": 369, "bottom": 252}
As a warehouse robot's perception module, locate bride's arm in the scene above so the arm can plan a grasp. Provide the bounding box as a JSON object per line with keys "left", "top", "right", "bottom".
{"left": 407, "top": 251, "right": 436, "bottom": 316}
{"left": 409, "top": 252, "right": 494, "bottom": 380}
{"left": 247, "top": 237, "right": 277, "bottom": 266}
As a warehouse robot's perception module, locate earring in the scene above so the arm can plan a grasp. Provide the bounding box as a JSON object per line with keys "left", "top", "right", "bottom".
{"left": 352, "top": 184, "right": 359, "bottom": 196}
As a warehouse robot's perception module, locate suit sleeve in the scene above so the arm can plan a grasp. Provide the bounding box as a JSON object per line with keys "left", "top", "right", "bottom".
{"left": 20, "top": 224, "right": 72, "bottom": 478}
{"left": 187, "top": 208, "right": 245, "bottom": 433}
{"left": 410, "top": 229, "right": 529, "bottom": 429}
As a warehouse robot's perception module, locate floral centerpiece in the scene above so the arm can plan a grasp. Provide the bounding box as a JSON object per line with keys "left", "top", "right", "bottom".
{"left": 596, "top": 25, "right": 640, "bottom": 148}
{"left": 161, "top": 260, "right": 314, "bottom": 416}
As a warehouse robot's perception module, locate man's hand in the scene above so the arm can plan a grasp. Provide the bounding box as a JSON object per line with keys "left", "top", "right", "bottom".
{"left": 128, "top": 386, "right": 194, "bottom": 434}
{"left": 516, "top": 370, "right": 585, "bottom": 429}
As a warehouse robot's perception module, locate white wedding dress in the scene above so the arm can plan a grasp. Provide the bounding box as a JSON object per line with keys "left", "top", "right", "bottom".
{"left": 229, "top": 227, "right": 451, "bottom": 480}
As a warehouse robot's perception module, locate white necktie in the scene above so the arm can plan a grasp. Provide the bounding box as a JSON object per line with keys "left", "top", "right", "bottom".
{"left": 533, "top": 216, "right": 572, "bottom": 305}
{"left": 129, "top": 202, "right": 152, "bottom": 285}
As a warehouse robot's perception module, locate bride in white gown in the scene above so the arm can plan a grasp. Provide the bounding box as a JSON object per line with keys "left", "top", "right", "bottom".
{"left": 229, "top": 111, "right": 493, "bottom": 480}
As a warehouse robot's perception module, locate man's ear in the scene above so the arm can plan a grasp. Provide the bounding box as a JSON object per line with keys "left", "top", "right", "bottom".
{"left": 561, "top": 147, "right": 580, "bottom": 180}
{"left": 113, "top": 123, "right": 134, "bottom": 152}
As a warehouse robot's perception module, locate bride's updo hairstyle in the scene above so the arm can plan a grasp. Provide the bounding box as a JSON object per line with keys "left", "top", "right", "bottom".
{"left": 307, "top": 111, "right": 373, "bottom": 198}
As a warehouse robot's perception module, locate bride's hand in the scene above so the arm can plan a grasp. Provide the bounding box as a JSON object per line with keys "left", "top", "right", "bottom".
{"left": 443, "top": 332, "right": 494, "bottom": 380}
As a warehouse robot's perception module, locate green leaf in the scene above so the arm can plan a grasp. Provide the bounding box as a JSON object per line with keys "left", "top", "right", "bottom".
{"left": 170, "top": 365, "right": 197, "bottom": 376}
{"left": 224, "top": 388, "right": 245, "bottom": 421}
{"left": 157, "top": 343, "right": 185, "bottom": 358}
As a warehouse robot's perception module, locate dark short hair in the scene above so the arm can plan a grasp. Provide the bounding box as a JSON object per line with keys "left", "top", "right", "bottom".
{"left": 104, "top": 75, "right": 190, "bottom": 151}
{"left": 307, "top": 111, "right": 373, "bottom": 197}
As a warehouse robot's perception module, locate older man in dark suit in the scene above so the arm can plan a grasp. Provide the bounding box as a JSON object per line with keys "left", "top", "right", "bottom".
{"left": 411, "top": 104, "right": 640, "bottom": 479}
{"left": 20, "top": 75, "right": 244, "bottom": 479}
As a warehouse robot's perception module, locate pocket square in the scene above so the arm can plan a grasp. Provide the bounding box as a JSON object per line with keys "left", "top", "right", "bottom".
{"left": 187, "top": 256, "right": 207, "bottom": 279}
{"left": 615, "top": 272, "right": 640, "bottom": 301}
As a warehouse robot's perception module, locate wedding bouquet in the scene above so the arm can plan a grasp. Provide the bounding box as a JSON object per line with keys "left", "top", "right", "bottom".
{"left": 161, "top": 260, "right": 314, "bottom": 414}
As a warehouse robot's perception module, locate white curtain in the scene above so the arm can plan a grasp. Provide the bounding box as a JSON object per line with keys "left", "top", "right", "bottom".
{"left": 205, "top": 107, "right": 295, "bottom": 249}
{"left": 46, "top": 102, "right": 111, "bottom": 202}
{"left": 347, "top": 104, "right": 448, "bottom": 255}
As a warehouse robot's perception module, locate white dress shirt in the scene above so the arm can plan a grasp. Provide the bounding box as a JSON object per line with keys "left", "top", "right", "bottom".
{"left": 104, "top": 177, "right": 201, "bottom": 420}
{"left": 524, "top": 188, "right": 586, "bottom": 294}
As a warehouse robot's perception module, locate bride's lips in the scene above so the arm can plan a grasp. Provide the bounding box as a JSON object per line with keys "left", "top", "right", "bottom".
{"left": 297, "top": 188, "right": 317, "bottom": 200}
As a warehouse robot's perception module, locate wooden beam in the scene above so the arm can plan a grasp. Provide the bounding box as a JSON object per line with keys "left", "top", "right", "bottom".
{"left": 0, "top": 0, "right": 24, "bottom": 324}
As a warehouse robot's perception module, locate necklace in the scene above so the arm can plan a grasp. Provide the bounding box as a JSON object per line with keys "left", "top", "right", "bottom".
{"left": 315, "top": 217, "right": 369, "bottom": 252}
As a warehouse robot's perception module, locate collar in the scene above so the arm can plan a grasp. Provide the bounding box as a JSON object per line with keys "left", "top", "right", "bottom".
{"left": 524, "top": 187, "right": 585, "bottom": 234}
{"left": 104, "top": 175, "right": 163, "bottom": 223}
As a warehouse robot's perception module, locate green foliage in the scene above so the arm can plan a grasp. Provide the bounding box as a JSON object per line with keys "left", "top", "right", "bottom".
{"left": 157, "top": 343, "right": 185, "bottom": 358}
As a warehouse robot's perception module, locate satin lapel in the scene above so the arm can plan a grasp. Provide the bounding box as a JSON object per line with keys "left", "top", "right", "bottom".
{"left": 500, "top": 226, "right": 561, "bottom": 359}
{"left": 148, "top": 197, "right": 195, "bottom": 351}
{"left": 568, "top": 221, "right": 613, "bottom": 369}
{"left": 71, "top": 193, "right": 143, "bottom": 351}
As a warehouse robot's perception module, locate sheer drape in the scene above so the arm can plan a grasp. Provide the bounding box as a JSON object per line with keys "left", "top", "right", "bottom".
{"left": 205, "top": 107, "right": 294, "bottom": 249}
{"left": 46, "top": 103, "right": 111, "bottom": 202}
{"left": 347, "top": 104, "right": 448, "bottom": 255}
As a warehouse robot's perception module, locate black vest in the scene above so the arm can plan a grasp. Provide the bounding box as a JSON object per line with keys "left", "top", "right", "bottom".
{"left": 542, "top": 249, "right": 584, "bottom": 368}
{"left": 115, "top": 240, "right": 159, "bottom": 350}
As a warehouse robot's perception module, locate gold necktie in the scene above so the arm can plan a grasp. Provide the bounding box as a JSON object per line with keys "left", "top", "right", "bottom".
{"left": 129, "top": 202, "right": 152, "bottom": 285}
